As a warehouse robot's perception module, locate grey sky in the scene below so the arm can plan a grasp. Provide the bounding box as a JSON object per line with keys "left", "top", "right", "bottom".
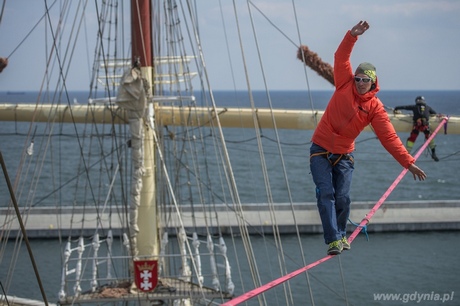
{"left": 0, "top": 0, "right": 459, "bottom": 91}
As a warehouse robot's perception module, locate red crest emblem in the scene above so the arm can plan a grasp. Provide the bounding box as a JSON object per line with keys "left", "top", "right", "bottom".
{"left": 133, "top": 260, "right": 158, "bottom": 292}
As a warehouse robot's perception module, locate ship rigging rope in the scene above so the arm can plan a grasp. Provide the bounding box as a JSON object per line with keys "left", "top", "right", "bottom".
{"left": 1, "top": 0, "right": 127, "bottom": 250}
{"left": 150, "top": 125, "right": 206, "bottom": 293}
{"left": 248, "top": 2, "right": 316, "bottom": 304}
{"left": 245, "top": 6, "right": 291, "bottom": 298}
{"left": 183, "top": 0, "right": 219, "bottom": 236}
{"left": 164, "top": 1, "right": 241, "bottom": 293}
{"left": 207, "top": 5, "right": 260, "bottom": 301}
{"left": 0, "top": 0, "right": 6, "bottom": 26}
{"left": 0, "top": 151, "right": 50, "bottom": 306}
{"left": 211, "top": 1, "right": 330, "bottom": 303}
{"left": 2, "top": 0, "right": 58, "bottom": 59}
{"left": 154, "top": 1, "right": 247, "bottom": 297}
{"left": 1, "top": 0, "right": 75, "bottom": 291}
{"left": 230, "top": 2, "right": 287, "bottom": 302}
{"left": 239, "top": 1, "right": 321, "bottom": 303}
{"left": 183, "top": 7, "right": 342, "bottom": 298}
{"left": 222, "top": 116, "right": 449, "bottom": 306}
{"left": 213, "top": 3, "right": 269, "bottom": 285}
{"left": 248, "top": 0, "right": 319, "bottom": 121}
{"left": 182, "top": 0, "right": 269, "bottom": 299}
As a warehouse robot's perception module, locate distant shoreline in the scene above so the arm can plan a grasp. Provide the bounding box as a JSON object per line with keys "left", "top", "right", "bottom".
{"left": 6, "top": 91, "right": 26, "bottom": 95}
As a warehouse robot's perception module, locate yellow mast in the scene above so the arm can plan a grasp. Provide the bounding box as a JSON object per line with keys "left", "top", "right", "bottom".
{"left": 137, "top": 0, "right": 157, "bottom": 259}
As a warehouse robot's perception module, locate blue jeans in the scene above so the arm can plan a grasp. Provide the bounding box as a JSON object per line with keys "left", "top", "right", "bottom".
{"left": 310, "top": 143, "right": 354, "bottom": 244}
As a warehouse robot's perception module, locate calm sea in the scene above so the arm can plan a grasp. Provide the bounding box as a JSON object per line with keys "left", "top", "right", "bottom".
{"left": 1, "top": 232, "right": 459, "bottom": 305}
{"left": 1, "top": 90, "right": 459, "bottom": 305}
{"left": 1, "top": 90, "right": 459, "bottom": 203}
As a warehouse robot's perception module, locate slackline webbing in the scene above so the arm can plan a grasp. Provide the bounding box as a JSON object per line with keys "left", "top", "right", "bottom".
{"left": 222, "top": 116, "right": 449, "bottom": 306}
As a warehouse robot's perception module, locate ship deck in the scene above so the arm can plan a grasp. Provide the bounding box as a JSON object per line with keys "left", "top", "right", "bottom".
{"left": 58, "top": 278, "right": 233, "bottom": 305}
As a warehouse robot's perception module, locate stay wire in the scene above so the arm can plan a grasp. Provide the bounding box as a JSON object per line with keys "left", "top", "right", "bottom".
{"left": 236, "top": 0, "right": 264, "bottom": 281}
{"left": 248, "top": 0, "right": 298, "bottom": 48}
{"left": 289, "top": 0, "right": 319, "bottom": 126}
{"left": 5, "top": 0, "right": 58, "bottom": 59}
{"left": 218, "top": 0, "right": 239, "bottom": 92}
{"left": 246, "top": 0, "right": 317, "bottom": 303}
{"left": 230, "top": 1, "right": 267, "bottom": 303}
{"left": 250, "top": 0, "right": 319, "bottom": 117}
{"left": 338, "top": 256, "right": 350, "bottom": 306}
{"left": 184, "top": 0, "right": 256, "bottom": 297}
{"left": 0, "top": 0, "right": 6, "bottom": 26}
{"left": 176, "top": 2, "right": 215, "bottom": 234}
{"left": 246, "top": 1, "right": 294, "bottom": 302}
{"left": 183, "top": 1, "right": 253, "bottom": 298}
{"left": 289, "top": 1, "right": 318, "bottom": 303}
{"left": 0, "top": 0, "right": 73, "bottom": 289}
{"left": 0, "top": 151, "right": 50, "bottom": 306}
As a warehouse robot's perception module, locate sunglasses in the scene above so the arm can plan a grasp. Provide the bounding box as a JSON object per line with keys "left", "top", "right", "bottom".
{"left": 354, "top": 77, "right": 372, "bottom": 83}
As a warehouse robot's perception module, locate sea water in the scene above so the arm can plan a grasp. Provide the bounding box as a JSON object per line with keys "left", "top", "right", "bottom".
{"left": 1, "top": 90, "right": 459, "bottom": 204}
{"left": 1, "top": 90, "right": 459, "bottom": 305}
{"left": 1, "top": 232, "right": 458, "bottom": 305}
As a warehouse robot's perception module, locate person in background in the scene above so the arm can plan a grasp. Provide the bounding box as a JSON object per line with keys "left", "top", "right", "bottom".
{"left": 393, "top": 96, "right": 439, "bottom": 161}
{"left": 308, "top": 21, "right": 427, "bottom": 256}
{"left": 0, "top": 57, "right": 8, "bottom": 73}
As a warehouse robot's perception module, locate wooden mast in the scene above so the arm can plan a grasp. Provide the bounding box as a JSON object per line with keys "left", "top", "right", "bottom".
{"left": 131, "top": 0, "right": 158, "bottom": 264}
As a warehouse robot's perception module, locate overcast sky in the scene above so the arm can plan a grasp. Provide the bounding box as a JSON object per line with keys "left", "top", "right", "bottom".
{"left": 0, "top": 0, "right": 459, "bottom": 92}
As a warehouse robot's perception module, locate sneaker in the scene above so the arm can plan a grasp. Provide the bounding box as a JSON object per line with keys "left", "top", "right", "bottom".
{"left": 341, "top": 236, "right": 351, "bottom": 251}
{"left": 327, "top": 240, "right": 343, "bottom": 255}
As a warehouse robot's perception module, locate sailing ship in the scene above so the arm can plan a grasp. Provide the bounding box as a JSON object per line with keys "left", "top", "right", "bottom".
{"left": 1, "top": 1, "right": 459, "bottom": 306}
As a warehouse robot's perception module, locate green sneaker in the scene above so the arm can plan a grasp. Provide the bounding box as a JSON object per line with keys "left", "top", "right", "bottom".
{"left": 327, "top": 240, "right": 343, "bottom": 255}
{"left": 341, "top": 236, "right": 350, "bottom": 251}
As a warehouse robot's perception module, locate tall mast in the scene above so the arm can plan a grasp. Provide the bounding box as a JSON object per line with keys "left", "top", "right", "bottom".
{"left": 130, "top": 0, "right": 158, "bottom": 263}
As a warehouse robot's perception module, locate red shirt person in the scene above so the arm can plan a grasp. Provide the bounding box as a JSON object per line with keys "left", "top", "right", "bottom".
{"left": 309, "top": 21, "right": 426, "bottom": 256}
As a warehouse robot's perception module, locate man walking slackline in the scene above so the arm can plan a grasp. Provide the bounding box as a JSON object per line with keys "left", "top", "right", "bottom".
{"left": 308, "top": 21, "right": 427, "bottom": 255}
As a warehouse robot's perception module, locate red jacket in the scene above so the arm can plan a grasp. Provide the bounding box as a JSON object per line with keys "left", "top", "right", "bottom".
{"left": 311, "top": 31, "right": 415, "bottom": 168}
